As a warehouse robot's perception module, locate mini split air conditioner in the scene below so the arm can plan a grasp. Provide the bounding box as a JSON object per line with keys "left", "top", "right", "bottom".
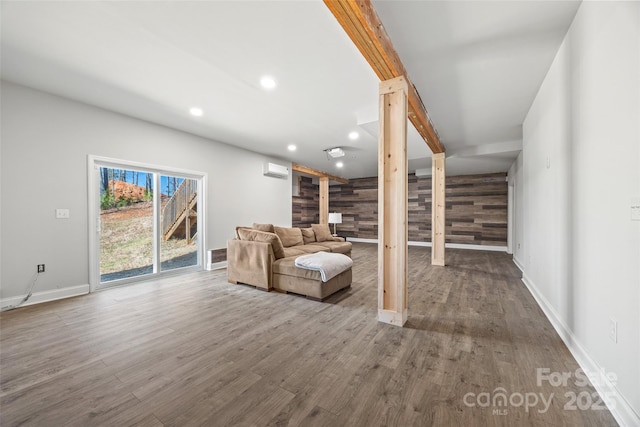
{"left": 263, "top": 162, "right": 289, "bottom": 178}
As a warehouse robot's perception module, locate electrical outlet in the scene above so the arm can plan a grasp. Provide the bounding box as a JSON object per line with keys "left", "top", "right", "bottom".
{"left": 55, "top": 209, "right": 70, "bottom": 219}
{"left": 631, "top": 197, "right": 640, "bottom": 221}
{"left": 37, "top": 264, "right": 45, "bottom": 273}
{"left": 609, "top": 318, "right": 617, "bottom": 343}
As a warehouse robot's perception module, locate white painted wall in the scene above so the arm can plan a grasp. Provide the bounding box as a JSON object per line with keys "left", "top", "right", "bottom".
{"left": 518, "top": 2, "right": 640, "bottom": 423}
{"left": 0, "top": 81, "right": 292, "bottom": 302}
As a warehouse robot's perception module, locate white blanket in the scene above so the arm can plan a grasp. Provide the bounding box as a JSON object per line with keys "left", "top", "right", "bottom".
{"left": 294, "top": 252, "right": 353, "bottom": 282}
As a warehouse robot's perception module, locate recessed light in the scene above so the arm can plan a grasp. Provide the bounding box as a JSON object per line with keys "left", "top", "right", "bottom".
{"left": 348, "top": 131, "right": 359, "bottom": 140}
{"left": 260, "top": 76, "right": 277, "bottom": 90}
{"left": 189, "top": 107, "right": 203, "bottom": 117}
{"left": 336, "top": 162, "right": 344, "bottom": 168}
{"left": 287, "top": 144, "right": 297, "bottom": 151}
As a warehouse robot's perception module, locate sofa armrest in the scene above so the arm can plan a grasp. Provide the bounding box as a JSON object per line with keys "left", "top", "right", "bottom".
{"left": 227, "top": 239, "right": 274, "bottom": 290}
{"left": 332, "top": 236, "right": 345, "bottom": 242}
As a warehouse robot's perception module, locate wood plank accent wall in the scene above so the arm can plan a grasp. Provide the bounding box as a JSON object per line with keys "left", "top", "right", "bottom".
{"left": 330, "top": 177, "right": 379, "bottom": 238}
{"left": 292, "top": 176, "right": 320, "bottom": 227}
{"left": 320, "top": 172, "right": 508, "bottom": 246}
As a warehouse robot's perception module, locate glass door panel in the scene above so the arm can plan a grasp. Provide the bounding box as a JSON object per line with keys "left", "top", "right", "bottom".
{"left": 99, "top": 167, "right": 154, "bottom": 284}
{"left": 159, "top": 175, "right": 199, "bottom": 272}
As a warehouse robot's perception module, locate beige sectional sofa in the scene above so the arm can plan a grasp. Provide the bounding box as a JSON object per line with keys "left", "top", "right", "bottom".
{"left": 227, "top": 223, "right": 352, "bottom": 300}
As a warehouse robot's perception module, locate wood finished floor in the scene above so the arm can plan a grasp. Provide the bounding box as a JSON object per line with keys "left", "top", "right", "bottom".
{"left": 0, "top": 243, "right": 618, "bottom": 426}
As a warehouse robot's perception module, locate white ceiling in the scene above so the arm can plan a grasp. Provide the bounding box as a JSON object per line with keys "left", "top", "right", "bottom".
{"left": 374, "top": 0, "right": 581, "bottom": 175}
{"left": 0, "top": 1, "right": 580, "bottom": 179}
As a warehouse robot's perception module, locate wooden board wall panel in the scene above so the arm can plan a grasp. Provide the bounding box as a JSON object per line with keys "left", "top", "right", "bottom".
{"left": 295, "top": 172, "right": 508, "bottom": 246}
{"left": 292, "top": 177, "right": 319, "bottom": 227}
{"left": 323, "top": 172, "right": 508, "bottom": 245}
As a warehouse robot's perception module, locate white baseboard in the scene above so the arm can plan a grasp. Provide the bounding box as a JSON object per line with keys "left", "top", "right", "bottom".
{"left": 1, "top": 284, "right": 90, "bottom": 310}
{"left": 521, "top": 274, "right": 640, "bottom": 427}
{"left": 347, "top": 237, "right": 507, "bottom": 252}
{"left": 512, "top": 255, "right": 525, "bottom": 273}
{"left": 206, "top": 261, "right": 227, "bottom": 271}
{"left": 347, "top": 237, "right": 378, "bottom": 244}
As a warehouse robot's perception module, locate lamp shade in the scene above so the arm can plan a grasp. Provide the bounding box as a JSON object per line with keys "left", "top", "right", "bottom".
{"left": 328, "top": 212, "right": 342, "bottom": 224}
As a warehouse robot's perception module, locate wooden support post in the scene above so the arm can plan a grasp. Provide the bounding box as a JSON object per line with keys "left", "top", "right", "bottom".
{"left": 378, "top": 76, "right": 408, "bottom": 327}
{"left": 319, "top": 176, "right": 329, "bottom": 224}
{"left": 431, "top": 153, "right": 446, "bottom": 266}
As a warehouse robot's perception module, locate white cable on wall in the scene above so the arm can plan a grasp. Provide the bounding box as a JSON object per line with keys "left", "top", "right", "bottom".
{"left": 1, "top": 272, "right": 40, "bottom": 312}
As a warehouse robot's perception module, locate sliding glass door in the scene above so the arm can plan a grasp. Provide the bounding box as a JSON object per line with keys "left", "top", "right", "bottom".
{"left": 159, "top": 175, "right": 198, "bottom": 272}
{"left": 90, "top": 157, "right": 204, "bottom": 290}
{"left": 99, "top": 167, "right": 155, "bottom": 283}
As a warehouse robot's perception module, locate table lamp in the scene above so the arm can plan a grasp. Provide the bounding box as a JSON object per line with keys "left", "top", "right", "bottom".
{"left": 328, "top": 212, "right": 342, "bottom": 236}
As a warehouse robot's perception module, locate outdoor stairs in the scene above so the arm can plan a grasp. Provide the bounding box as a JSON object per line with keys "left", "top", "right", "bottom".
{"left": 162, "top": 179, "right": 197, "bottom": 243}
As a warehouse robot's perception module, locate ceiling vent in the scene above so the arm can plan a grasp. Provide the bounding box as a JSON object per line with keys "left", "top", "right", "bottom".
{"left": 263, "top": 162, "right": 289, "bottom": 179}
{"left": 324, "top": 147, "right": 345, "bottom": 159}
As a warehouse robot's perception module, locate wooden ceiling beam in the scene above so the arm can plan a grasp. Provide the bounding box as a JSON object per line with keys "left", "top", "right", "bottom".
{"left": 323, "top": 0, "right": 445, "bottom": 154}
{"left": 292, "top": 163, "right": 349, "bottom": 184}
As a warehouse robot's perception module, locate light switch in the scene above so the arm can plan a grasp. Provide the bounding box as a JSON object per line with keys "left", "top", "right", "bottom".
{"left": 632, "top": 197, "right": 640, "bottom": 221}
{"left": 56, "top": 208, "right": 70, "bottom": 219}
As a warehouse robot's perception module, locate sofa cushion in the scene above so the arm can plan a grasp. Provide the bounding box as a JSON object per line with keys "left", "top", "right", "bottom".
{"left": 313, "top": 241, "right": 352, "bottom": 254}
{"left": 274, "top": 226, "right": 303, "bottom": 247}
{"left": 273, "top": 257, "right": 323, "bottom": 281}
{"left": 253, "top": 223, "right": 275, "bottom": 233}
{"left": 237, "top": 228, "right": 285, "bottom": 259}
{"left": 235, "top": 226, "right": 253, "bottom": 239}
{"left": 311, "top": 224, "right": 334, "bottom": 242}
{"left": 296, "top": 244, "right": 331, "bottom": 254}
{"left": 283, "top": 247, "right": 307, "bottom": 258}
{"left": 301, "top": 227, "right": 316, "bottom": 244}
